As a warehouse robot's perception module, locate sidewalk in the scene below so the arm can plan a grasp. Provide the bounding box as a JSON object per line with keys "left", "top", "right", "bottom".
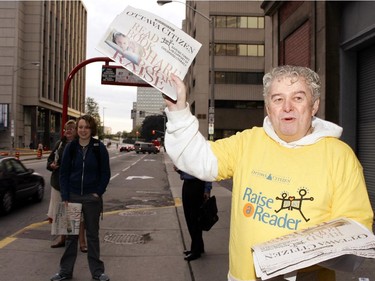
{"left": 0, "top": 152, "right": 374, "bottom": 281}
{"left": 0, "top": 152, "right": 230, "bottom": 281}
{"left": 0, "top": 148, "right": 51, "bottom": 161}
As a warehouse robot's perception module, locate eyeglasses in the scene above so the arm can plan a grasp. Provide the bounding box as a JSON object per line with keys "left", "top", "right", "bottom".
{"left": 64, "top": 127, "right": 76, "bottom": 132}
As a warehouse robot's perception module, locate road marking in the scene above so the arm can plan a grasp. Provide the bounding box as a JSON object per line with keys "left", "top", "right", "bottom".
{"left": 0, "top": 220, "right": 48, "bottom": 249}
{"left": 126, "top": 176, "right": 153, "bottom": 180}
{"left": 0, "top": 237, "right": 16, "bottom": 249}
{"left": 110, "top": 173, "right": 120, "bottom": 180}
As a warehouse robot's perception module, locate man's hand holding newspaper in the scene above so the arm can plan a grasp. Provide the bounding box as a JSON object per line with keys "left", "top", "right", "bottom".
{"left": 252, "top": 218, "right": 375, "bottom": 280}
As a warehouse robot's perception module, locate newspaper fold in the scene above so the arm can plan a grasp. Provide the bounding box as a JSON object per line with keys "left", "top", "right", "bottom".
{"left": 51, "top": 203, "right": 82, "bottom": 235}
{"left": 252, "top": 218, "right": 375, "bottom": 280}
{"left": 96, "top": 6, "right": 202, "bottom": 100}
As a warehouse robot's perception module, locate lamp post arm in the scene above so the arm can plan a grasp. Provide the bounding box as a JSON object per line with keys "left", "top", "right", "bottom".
{"left": 157, "top": 0, "right": 211, "bottom": 22}
{"left": 184, "top": 2, "right": 211, "bottom": 22}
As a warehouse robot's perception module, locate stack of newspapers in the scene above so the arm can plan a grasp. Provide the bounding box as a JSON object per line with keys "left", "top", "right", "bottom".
{"left": 252, "top": 218, "right": 375, "bottom": 280}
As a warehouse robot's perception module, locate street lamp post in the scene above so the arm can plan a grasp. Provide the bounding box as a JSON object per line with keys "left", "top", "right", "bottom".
{"left": 157, "top": 0, "right": 215, "bottom": 140}
{"left": 102, "top": 106, "right": 106, "bottom": 135}
{"left": 11, "top": 61, "right": 40, "bottom": 155}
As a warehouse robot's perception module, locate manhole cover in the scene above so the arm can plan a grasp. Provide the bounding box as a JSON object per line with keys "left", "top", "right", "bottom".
{"left": 119, "top": 210, "right": 156, "bottom": 216}
{"left": 125, "top": 204, "right": 153, "bottom": 209}
{"left": 104, "top": 232, "right": 151, "bottom": 244}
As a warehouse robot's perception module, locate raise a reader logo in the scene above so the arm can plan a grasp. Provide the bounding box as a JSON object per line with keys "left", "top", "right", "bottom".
{"left": 241, "top": 187, "right": 314, "bottom": 230}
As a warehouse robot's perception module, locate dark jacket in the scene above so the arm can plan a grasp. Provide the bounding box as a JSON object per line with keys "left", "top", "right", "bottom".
{"left": 46, "top": 137, "right": 68, "bottom": 190}
{"left": 178, "top": 170, "right": 212, "bottom": 193}
{"left": 59, "top": 138, "right": 111, "bottom": 201}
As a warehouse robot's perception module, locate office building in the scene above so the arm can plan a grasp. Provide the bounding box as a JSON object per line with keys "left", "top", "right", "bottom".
{"left": 184, "top": 1, "right": 265, "bottom": 139}
{"left": 132, "top": 87, "right": 165, "bottom": 129}
{"left": 0, "top": 0, "right": 86, "bottom": 150}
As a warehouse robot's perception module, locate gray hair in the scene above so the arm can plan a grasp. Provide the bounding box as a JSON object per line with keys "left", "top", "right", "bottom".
{"left": 263, "top": 65, "right": 321, "bottom": 104}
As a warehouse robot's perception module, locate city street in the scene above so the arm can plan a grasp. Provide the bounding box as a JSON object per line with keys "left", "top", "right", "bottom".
{"left": 0, "top": 148, "right": 374, "bottom": 281}
{"left": 0, "top": 148, "right": 172, "bottom": 241}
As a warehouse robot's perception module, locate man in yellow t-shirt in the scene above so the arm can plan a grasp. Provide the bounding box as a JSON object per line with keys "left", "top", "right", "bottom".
{"left": 163, "top": 65, "right": 373, "bottom": 281}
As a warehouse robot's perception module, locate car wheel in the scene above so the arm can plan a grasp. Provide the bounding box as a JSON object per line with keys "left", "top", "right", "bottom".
{"left": 32, "top": 182, "right": 44, "bottom": 202}
{"left": 0, "top": 191, "right": 14, "bottom": 214}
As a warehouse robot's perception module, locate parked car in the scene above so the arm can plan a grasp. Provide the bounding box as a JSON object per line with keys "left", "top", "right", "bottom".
{"left": 0, "top": 156, "right": 45, "bottom": 215}
{"left": 119, "top": 145, "right": 134, "bottom": 152}
{"left": 134, "top": 142, "right": 159, "bottom": 154}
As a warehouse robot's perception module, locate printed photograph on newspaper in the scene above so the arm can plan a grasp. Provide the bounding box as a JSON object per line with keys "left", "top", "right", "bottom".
{"left": 96, "top": 5, "right": 202, "bottom": 100}
{"left": 252, "top": 218, "right": 375, "bottom": 280}
{"left": 51, "top": 202, "right": 82, "bottom": 235}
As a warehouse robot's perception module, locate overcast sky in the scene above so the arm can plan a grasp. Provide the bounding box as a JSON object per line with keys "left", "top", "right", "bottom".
{"left": 80, "top": 0, "right": 186, "bottom": 133}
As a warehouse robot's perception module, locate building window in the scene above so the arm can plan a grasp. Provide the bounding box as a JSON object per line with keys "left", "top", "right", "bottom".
{"left": 0, "top": 104, "right": 9, "bottom": 129}
{"left": 215, "top": 43, "right": 264, "bottom": 57}
{"left": 38, "top": 111, "right": 46, "bottom": 131}
{"left": 214, "top": 16, "right": 264, "bottom": 29}
{"left": 215, "top": 71, "right": 264, "bottom": 85}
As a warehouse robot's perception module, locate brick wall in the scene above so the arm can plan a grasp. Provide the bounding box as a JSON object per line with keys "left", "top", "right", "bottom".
{"left": 281, "top": 20, "right": 311, "bottom": 67}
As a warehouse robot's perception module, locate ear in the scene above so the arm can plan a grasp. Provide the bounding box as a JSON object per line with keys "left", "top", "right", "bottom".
{"left": 265, "top": 103, "right": 270, "bottom": 116}
{"left": 312, "top": 99, "right": 320, "bottom": 116}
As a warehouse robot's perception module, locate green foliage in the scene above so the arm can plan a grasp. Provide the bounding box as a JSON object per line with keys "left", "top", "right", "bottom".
{"left": 141, "top": 115, "right": 166, "bottom": 141}
{"left": 85, "top": 97, "right": 103, "bottom": 137}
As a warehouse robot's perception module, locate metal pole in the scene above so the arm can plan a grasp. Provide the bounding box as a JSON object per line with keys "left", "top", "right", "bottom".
{"left": 103, "top": 106, "right": 106, "bottom": 135}
{"left": 10, "top": 71, "right": 15, "bottom": 155}
{"left": 208, "top": 16, "right": 215, "bottom": 141}
{"left": 61, "top": 57, "right": 112, "bottom": 137}
{"left": 10, "top": 61, "right": 40, "bottom": 155}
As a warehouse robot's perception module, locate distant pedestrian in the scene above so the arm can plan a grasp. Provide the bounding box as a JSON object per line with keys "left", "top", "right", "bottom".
{"left": 50, "top": 115, "right": 111, "bottom": 281}
{"left": 175, "top": 166, "right": 212, "bottom": 261}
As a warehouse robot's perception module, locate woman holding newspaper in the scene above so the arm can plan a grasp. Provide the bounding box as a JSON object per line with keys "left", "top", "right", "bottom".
{"left": 50, "top": 115, "right": 111, "bottom": 281}
{"left": 47, "top": 120, "right": 87, "bottom": 252}
{"left": 163, "top": 65, "right": 373, "bottom": 281}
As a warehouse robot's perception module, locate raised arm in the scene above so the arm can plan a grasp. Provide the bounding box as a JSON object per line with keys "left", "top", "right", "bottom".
{"left": 162, "top": 74, "right": 218, "bottom": 182}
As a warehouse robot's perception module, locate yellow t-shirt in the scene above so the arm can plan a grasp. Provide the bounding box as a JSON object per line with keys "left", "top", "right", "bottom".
{"left": 210, "top": 127, "right": 373, "bottom": 281}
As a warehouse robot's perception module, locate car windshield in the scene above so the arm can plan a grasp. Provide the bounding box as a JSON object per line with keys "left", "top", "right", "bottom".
{"left": 3, "top": 158, "right": 27, "bottom": 174}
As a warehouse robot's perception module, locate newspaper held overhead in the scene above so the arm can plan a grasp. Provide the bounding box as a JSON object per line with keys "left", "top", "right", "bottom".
{"left": 96, "top": 6, "right": 202, "bottom": 101}
{"left": 51, "top": 203, "right": 82, "bottom": 235}
{"left": 252, "top": 218, "right": 375, "bottom": 280}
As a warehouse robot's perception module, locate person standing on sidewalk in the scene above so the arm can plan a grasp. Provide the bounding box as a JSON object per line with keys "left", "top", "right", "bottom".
{"left": 163, "top": 66, "right": 373, "bottom": 281}
{"left": 50, "top": 115, "right": 111, "bottom": 281}
{"left": 46, "top": 120, "right": 87, "bottom": 252}
{"left": 175, "top": 166, "right": 212, "bottom": 261}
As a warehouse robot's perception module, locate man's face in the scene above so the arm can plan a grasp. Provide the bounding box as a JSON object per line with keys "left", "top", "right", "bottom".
{"left": 266, "top": 76, "right": 319, "bottom": 143}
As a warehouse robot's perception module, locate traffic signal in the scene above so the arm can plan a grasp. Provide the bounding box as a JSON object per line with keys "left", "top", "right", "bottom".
{"left": 152, "top": 130, "right": 155, "bottom": 135}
